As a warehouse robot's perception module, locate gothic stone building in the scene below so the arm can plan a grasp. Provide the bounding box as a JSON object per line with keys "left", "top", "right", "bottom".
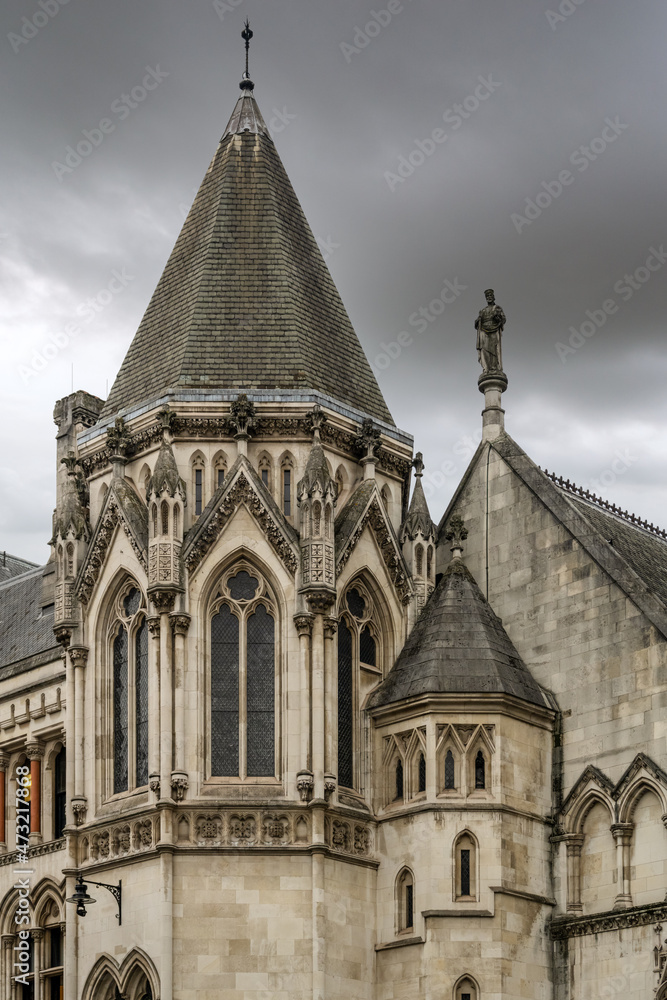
{"left": 1, "top": 70, "right": 667, "bottom": 1000}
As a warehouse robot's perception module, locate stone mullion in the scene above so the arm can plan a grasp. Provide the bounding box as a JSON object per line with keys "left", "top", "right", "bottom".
{"left": 612, "top": 822, "right": 633, "bottom": 909}
{"left": 31, "top": 927, "right": 43, "bottom": 1000}
{"left": 2, "top": 935, "right": 14, "bottom": 1000}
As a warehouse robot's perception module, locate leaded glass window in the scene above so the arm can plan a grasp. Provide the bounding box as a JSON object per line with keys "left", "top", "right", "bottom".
{"left": 210, "top": 566, "right": 277, "bottom": 779}
{"left": 445, "top": 749, "right": 456, "bottom": 789}
{"left": 338, "top": 581, "right": 382, "bottom": 791}
{"left": 283, "top": 468, "right": 291, "bottom": 516}
{"left": 337, "top": 621, "right": 353, "bottom": 789}
{"left": 461, "top": 849, "right": 471, "bottom": 896}
{"left": 111, "top": 584, "right": 147, "bottom": 795}
{"left": 395, "top": 758, "right": 404, "bottom": 800}
{"left": 418, "top": 752, "right": 426, "bottom": 793}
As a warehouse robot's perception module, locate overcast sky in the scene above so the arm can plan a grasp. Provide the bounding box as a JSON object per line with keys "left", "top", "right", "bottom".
{"left": 2, "top": 0, "right": 666, "bottom": 564}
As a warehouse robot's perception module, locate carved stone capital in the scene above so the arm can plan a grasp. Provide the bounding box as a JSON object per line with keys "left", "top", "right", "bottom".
{"left": 293, "top": 613, "right": 315, "bottom": 637}
{"left": 296, "top": 770, "right": 314, "bottom": 803}
{"left": 0, "top": 753, "right": 9, "bottom": 771}
{"left": 30, "top": 927, "right": 44, "bottom": 941}
{"left": 146, "top": 616, "right": 161, "bottom": 637}
{"left": 149, "top": 773, "right": 161, "bottom": 794}
{"left": 303, "top": 590, "right": 336, "bottom": 614}
{"left": 171, "top": 772, "right": 189, "bottom": 801}
{"left": 71, "top": 797, "right": 87, "bottom": 825}
{"left": 611, "top": 822, "right": 634, "bottom": 844}
{"left": 323, "top": 617, "right": 338, "bottom": 639}
{"left": 324, "top": 774, "right": 337, "bottom": 801}
{"left": 562, "top": 833, "right": 585, "bottom": 857}
{"left": 25, "top": 742, "right": 45, "bottom": 761}
{"left": 150, "top": 589, "right": 177, "bottom": 613}
{"left": 169, "top": 613, "right": 191, "bottom": 636}
{"left": 54, "top": 626, "right": 73, "bottom": 649}
{"left": 68, "top": 645, "right": 89, "bottom": 669}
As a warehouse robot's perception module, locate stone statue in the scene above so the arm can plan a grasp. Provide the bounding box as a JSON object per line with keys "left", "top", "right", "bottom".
{"left": 475, "top": 289, "right": 506, "bottom": 374}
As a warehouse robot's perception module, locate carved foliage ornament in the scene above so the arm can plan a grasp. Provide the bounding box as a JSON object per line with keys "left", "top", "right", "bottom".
{"left": 337, "top": 496, "right": 410, "bottom": 602}
{"left": 77, "top": 494, "right": 147, "bottom": 604}
{"left": 185, "top": 472, "right": 298, "bottom": 576}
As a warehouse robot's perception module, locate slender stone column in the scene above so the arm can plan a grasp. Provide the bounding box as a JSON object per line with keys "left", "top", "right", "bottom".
{"left": 612, "top": 822, "right": 634, "bottom": 909}
{"left": 478, "top": 370, "right": 508, "bottom": 443}
{"left": 563, "top": 834, "right": 584, "bottom": 914}
{"left": 63, "top": 649, "right": 75, "bottom": 828}
{"left": 30, "top": 928, "right": 43, "bottom": 1000}
{"left": 310, "top": 614, "right": 325, "bottom": 802}
{"left": 0, "top": 753, "right": 8, "bottom": 851}
{"left": 312, "top": 848, "right": 326, "bottom": 1000}
{"left": 170, "top": 613, "right": 191, "bottom": 801}
{"left": 147, "top": 617, "right": 161, "bottom": 797}
{"left": 157, "top": 603, "right": 175, "bottom": 800}
{"left": 68, "top": 647, "right": 88, "bottom": 825}
{"left": 323, "top": 617, "right": 338, "bottom": 801}
{"left": 159, "top": 849, "right": 174, "bottom": 1000}
{"left": 26, "top": 743, "right": 44, "bottom": 844}
{"left": 2, "top": 935, "right": 14, "bottom": 1000}
{"left": 63, "top": 873, "right": 77, "bottom": 1000}
{"left": 294, "top": 614, "right": 314, "bottom": 801}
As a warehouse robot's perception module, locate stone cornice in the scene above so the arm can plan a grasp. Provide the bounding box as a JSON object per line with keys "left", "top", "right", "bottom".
{"left": 366, "top": 690, "right": 556, "bottom": 729}
{"left": 550, "top": 901, "right": 667, "bottom": 940}
{"left": 0, "top": 838, "right": 65, "bottom": 867}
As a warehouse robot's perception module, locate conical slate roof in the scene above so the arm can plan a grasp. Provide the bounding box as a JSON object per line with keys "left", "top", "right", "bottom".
{"left": 367, "top": 559, "right": 550, "bottom": 710}
{"left": 401, "top": 476, "right": 434, "bottom": 540}
{"left": 100, "top": 86, "right": 393, "bottom": 425}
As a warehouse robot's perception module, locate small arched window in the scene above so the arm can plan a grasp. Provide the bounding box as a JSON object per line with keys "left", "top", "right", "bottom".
{"left": 325, "top": 504, "right": 332, "bottom": 539}
{"left": 65, "top": 543, "right": 75, "bottom": 579}
{"left": 427, "top": 545, "right": 433, "bottom": 580}
{"left": 475, "top": 750, "right": 486, "bottom": 789}
{"left": 396, "top": 868, "right": 415, "bottom": 933}
{"left": 192, "top": 455, "right": 206, "bottom": 516}
{"left": 112, "top": 585, "right": 148, "bottom": 794}
{"left": 151, "top": 503, "right": 158, "bottom": 536}
{"left": 281, "top": 457, "right": 294, "bottom": 517}
{"left": 415, "top": 544, "right": 424, "bottom": 577}
{"left": 395, "top": 759, "right": 404, "bottom": 800}
{"left": 454, "top": 976, "right": 479, "bottom": 1000}
{"left": 258, "top": 453, "right": 271, "bottom": 491}
{"left": 161, "top": 500, "right": 169, "bottom": 536}
{"left": 173, "top": 504, "right": 180, "bottom": 537}
{"left": 213, "top": 451, "right": 228, "bottom": 491}
{"left": 418, "top": 753, "right": 426, "bottom": 793}
{"left": 445, "top": 749, "right": 456, "bottom": 789}
{"left": 454, "top": 832, "right": 477, "bottom": 900}
{"left": 312, "top": 501, "right": 321, "bottom": 537}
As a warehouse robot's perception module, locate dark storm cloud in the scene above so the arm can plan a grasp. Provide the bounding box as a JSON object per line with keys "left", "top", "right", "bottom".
{"left": 1, "top": 0, "right": 666, "bottom": 562}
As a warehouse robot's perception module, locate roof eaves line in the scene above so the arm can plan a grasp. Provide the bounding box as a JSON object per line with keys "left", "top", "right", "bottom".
{"left": 79, "top": 390, "right": 412, "bottom": 447}
{"left": 0, "top": 566, "right": 47, "bottom": 592}
{"left": 493, "top": 434, "right": 667, "bottom": 640}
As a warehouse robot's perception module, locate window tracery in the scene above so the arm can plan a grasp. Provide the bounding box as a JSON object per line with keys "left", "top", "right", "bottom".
{"left": 210, "top": 565, "right": 277, "bottom": 780}
{"left": 338, "top": 582, "right": 382, "bottom": 791}
{"left": 110, "top": 583, "right": 148, "bottom": 795}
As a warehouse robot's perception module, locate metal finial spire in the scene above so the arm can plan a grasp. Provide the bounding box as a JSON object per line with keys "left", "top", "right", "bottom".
{"left": 240, "top": 19, "right": 254, "bottom": 91}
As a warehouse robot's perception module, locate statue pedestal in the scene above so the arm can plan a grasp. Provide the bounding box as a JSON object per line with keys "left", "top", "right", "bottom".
{"left": 478, "top": 370, "right": 508, "bottom": 442}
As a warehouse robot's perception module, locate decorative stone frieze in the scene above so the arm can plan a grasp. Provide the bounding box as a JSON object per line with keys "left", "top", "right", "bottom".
{"left": 187, "top": 809, "right": 310, "bottom": 847}
{"left": 551, "top": 902, "right": 667, "bottom": 940}
{"left": 0, "top": 839, "right": 65, "bottom": 867}
{"left": 79, "top": 817, "right": 156, "bottom": 865}
{"left": 325, "top": 816, "right": 373, "bottom": 857}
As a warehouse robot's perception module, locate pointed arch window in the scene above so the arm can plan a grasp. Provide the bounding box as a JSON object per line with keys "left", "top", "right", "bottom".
{"left": 396, "top": 868, "right": 415, "bottom": 933}
{"left": 192, "top": 455, "right": 206, "bottom": 516}
{"left": 53, "top": 747, "right": 66, "bottom": 839}
{"left": 454, "top": 832, "right": 478, "bottom": 900}
{"left": 395, "top": 759, "right": 404, "bottom": 800}
{"left": 418, "top": 752, "right": 426, "bottom": 793}
{"left": 210, "top": 567, "right": 277, "bottom": 779}
{"left": 258, "top": 453, "right": 272, "bottom": 491}
{"left": 213, "top": 451, "right": 228, "bottom": 492}
{"left": 338, "top": 582, "right": 382, "bottom": 791}
{"left": 415, "top": 543, "right": 424, "bottom": 577}
{"left": 282, "top": 464, "right": 292, "bottom": 517}
{"left": 475, "top": 750, "right": 485, "bottom": 789}
{"left": 445, "top": 749, "right": 456, "bottom": 789}
{"left": 111, "top": 585, "right": 148, "bottom": 794}
{"left": 455, "top": 976, "right": 479, "bottom": 1000}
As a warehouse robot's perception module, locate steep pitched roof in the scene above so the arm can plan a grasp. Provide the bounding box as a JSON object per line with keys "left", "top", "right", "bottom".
{"left": 367, "top": 559, "right": 552, "bottom": 710}
{"left": 0, "top": 568, "right": 59, "bottom": 674}
{"left": 438, "top": 433, "right": 667, "bottom": 640}
{"left": 100, "top": 86, "right": 392, "bottom": 425}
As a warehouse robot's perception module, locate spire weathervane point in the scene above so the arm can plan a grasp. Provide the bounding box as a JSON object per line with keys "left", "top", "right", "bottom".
{"left": 240, "top": 19, "right": 254, "bottom": 91}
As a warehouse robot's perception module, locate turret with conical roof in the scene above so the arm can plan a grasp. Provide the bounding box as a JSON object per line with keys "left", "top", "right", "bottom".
{"left": 99, "top": 53, "right": 392, "bottom": 426}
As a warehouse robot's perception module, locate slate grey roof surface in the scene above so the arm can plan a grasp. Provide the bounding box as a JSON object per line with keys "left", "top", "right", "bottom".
{"left": 100, "top": 89, "right": 392, "bottom": 425}
{"left": 0, "top": 553, "right": 38, "bottom": 584}
{"left": 367, "top": 559, "right": 551, "bottom": 710}
{"left": 0, "top": 568, "right": 58, "bottom": 672}
{"left": 568, "top": 496, "right": 667, "bottom": 608}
